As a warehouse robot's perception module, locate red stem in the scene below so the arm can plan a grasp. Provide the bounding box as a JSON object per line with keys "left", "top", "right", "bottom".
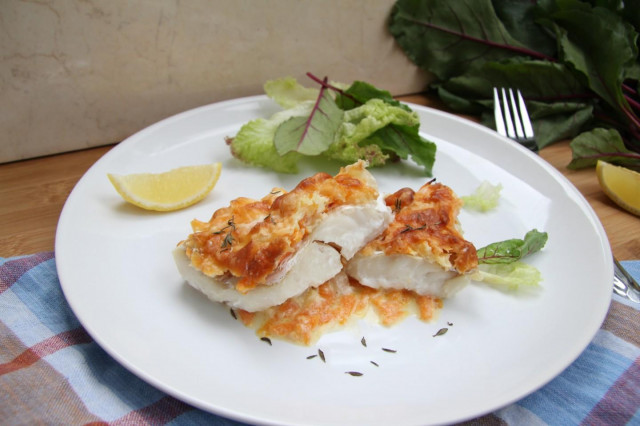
{"left": 294, "top": 77, "right": 330, "bottom": 150}
{"left": 400, "top": 15, "right": 556, "bottom": 62}
{"left": 623, "top": 82, "right": 638, "bottom": 97}
{"left": 306, "top": 72, "right": 362, "bottom": 105}
{"left": 624, "top": 94, "right": 640, "bottom": 113}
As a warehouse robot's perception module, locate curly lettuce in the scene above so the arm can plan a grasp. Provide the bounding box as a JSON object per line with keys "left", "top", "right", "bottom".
{"left": 264, "top": 77, "right": 319, "bottom": 109}
{"left": 472, "top": 262, "right": 542, "bottom": 291}
{"left": 227, "top": 102, "right": 312, "bottom": 173}
{"left": 461, "top": 181, "right": 503, "bottom": 212}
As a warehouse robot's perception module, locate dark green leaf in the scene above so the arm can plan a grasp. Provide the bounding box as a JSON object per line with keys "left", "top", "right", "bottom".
{"left": 492, "top": 0, "right": 557, "bottom": 58}
{"left": 439, "top": 58, "right": 588, "bottom": 102}
{"left": 620, "top": 1, "right": 640, "bottom": 32}
{"left": 548, "top": 2, "right": 638, "bottom": 115}
{"left": 336, "top": 81, "right": 410, "bottom": 111}
{"left": 568, "top": 128, "right": 640, "bottom": 169}
{"left": 435, "top": 57, "right": 595, "bottom": 147}
{"left": 477, "top": 229, "right": 548, "bottom": 264}
{"left": 274, "top": 86, "right": 344, "bottom": 156}
{"left": 389, "top": 0, "right": 550, "bottom": 80}
{"left": 365, "top": 124, "right": 436, "bottom": 175}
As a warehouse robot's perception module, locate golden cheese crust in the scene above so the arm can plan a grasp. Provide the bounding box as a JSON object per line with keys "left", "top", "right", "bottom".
{"left": 359, "top": 181, "right": 478, "bottom": 274}
{"left": 179, "top": 161, "right": 379, "bottom": 293}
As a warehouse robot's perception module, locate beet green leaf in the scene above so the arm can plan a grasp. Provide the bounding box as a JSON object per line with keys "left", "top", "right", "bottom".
{"left": 477, "top": 229, "right": 548, "bottom": 264}
{"left": 274, "top": 82, "right": 344, "bottom": 156}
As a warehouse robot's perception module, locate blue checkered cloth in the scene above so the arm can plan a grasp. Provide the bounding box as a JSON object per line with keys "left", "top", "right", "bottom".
{"left": 1, "top": 253, "right": 638, "bottom": 425}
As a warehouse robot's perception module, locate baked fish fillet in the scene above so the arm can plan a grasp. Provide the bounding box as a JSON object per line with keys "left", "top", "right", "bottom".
{"left": 345, "top": 181, "right": 478, "bottom": 298}
{"left": 173, "top": 161, "right": 392, "bottom": 312}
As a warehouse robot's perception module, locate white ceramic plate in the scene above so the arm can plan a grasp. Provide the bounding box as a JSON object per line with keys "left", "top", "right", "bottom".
{"left": 56, "top": 96, "right": 613, "bottom": 426}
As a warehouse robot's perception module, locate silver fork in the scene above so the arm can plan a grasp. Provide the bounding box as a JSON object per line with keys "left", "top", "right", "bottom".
{"left": 613, "top": 258, "right": 640, "bottom": 303}
{"left": 493, "top": 87, "right": 538, "bottom": 152}
{"left": 493, "top": 87, "right": 640, "bottom": 303}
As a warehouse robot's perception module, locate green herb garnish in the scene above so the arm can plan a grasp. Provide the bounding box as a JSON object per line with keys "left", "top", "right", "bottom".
{"left": 477, "top": 229, "right": 548, "bottom": 264}
{"left": 433, "top": 328, "right": 448, "bottom": 337}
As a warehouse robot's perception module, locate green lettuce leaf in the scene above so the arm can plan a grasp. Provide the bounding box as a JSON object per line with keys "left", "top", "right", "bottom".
{"left": 264, "top": 77, "right": 319, "bottom": 109}
{"left": 471, "top": 261, "right": 542, "bottom": 291}
{"left": 477, "top": 229, "right": 548, "bottom": 264}
{"left": 461, "top": 181, "right": 502, "bottom": 212}
{"left": 324, "top": 98, "right": 436, "bottom": 173}
{"left": 228, "top": 102, "right": 311, "bottom": 173}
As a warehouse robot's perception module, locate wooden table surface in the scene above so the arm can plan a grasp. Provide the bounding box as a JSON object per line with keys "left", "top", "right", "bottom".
{"left": 1, "top": 94, "right": 638, "bottom": 260}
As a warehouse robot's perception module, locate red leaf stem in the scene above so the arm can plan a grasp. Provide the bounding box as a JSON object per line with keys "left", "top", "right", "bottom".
{"left": 580, "top": 151, "right": 640, "bottom": 161}
{"left": 400, "top": 15, "right": 556, "bottom": 62}
{"left": 624, "top": 94, "right": 640, "bottom": 113}
{"left": 295, "top": 76, "right": 330, "bottom": 150}
{"left": 306, "top": 72, "right": 361, "bottom": 105}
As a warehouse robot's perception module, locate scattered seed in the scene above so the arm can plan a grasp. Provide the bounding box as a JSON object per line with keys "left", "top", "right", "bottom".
{"left": 433, "top": 328, "right": 448, "bottom": 337}
{"left": 345, "top": 371, "right": 363, "bottom": 376}
{"left": 230, "top": 309, "right": 237, "bottom": 320}
{"left": 382, "top": 348, "right": 397, "bottom": 353}
{"left": 361, "top": 336, "right": 367, "bottom": 347}
{"left": 260, "top": 337, "right": 272, "bottom": 345}
{"left": 306, "top": 354, "right": 317, "bottom": 360}
{"left": 447, "top": 321, "right": 453, "bottom": 326}
{"left": 370, "top": 361, "right": 379, "bottom": 367}
{"left": 318, "top": 349, "right": 326, "bottom": 363}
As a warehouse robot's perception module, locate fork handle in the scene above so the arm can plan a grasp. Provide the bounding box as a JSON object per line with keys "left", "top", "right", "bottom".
{"left": 520, "top": 139, "right": 539, "bottom": 153}
{"left": 613, "top": 258, "right": 640, "bottom": 303}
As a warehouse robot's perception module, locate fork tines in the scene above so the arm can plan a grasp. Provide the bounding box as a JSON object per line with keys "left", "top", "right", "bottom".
{"left": 493, "top": 88, "right": 537, "bottom": 152}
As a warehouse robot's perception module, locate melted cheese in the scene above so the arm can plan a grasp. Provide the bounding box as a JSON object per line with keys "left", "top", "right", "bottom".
{"left": 180, "top": 161, "right": 380, "bottom": 293}
{"left": 236, "top": 273, "right": 443, "bottom": 346}
{"left": 361, "top": 182, "right": 478, "bottom": 273}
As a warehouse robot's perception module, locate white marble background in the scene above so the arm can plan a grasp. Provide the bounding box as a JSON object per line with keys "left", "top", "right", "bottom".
{"left": 0, "top": 0, "right": 431, "bottom": 163}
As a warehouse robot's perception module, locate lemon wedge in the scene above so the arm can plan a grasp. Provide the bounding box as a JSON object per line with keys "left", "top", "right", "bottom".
{"left": 596, "top": 160, "right": 640, "bottom": 216}
{"left": 107, "top": 163, "right": 222, "bottom": 211}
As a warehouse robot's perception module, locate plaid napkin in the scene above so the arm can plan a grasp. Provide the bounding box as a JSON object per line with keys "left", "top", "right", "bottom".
{"left": 1, "top": 253, "right": 638, "bottom": 425}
